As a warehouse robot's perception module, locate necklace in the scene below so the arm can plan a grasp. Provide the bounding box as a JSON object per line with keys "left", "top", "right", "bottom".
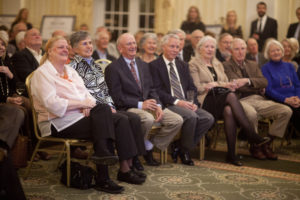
{"left": 0, "top": 59, "right": 9, "bottom": 97}
{"left": 59, "top": 68, "right": 72, "bottom": 82}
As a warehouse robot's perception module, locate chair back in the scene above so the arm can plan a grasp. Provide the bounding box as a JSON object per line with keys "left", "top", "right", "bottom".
{"left": 94, "top": 58, "right": 112, "bottom": 72}
{"left": 25, "top": 72, "right": 41, "bottom": 140}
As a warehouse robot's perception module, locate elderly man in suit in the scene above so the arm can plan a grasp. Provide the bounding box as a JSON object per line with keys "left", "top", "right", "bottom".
{"left": 149, "top": 34, "right": 214, "bottom": 166}
{"left": 250, "top": 1, "right": 278, "bottom": 52}
{"left": 182, "top": 29, "right": 204, "bottom": 62}
{"left": 92, "top": 30, "right": 116, "bottom": 61}
{"left": 223, "top": 38, "right": 292, "bottom": 160}
{"left": 11, "top": 28, "right": 42, "bottom": 83}
{"left": 246, "top": 38, "right": 267, "bottom": 68}
{"left": 287, "top": 7, "right": 300, "bottom": 43}
{"left": 105, "top": 33, "right": 183, "bottom": 166}
{"left": 168, "top": 29, "right": 186, "bottom": 62}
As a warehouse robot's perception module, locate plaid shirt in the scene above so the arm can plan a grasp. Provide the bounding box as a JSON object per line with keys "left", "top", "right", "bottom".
{"left": 70, "top": 55, "right": 115, "bottom": 108}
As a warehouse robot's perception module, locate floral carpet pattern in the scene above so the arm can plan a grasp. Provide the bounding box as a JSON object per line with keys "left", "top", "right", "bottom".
{"left": 19, "top": 150, "right": 300, "bottom": 200}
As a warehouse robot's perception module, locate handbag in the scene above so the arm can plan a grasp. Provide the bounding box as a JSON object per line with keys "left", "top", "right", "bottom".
{"left": 11, "top": 134, "right": 28, "bottom": 168}
{"left": 60, "top": 161, "right": 97, "bottom": 189}
{"left": 208, "top": 87, "right": 231, "bottom": 96}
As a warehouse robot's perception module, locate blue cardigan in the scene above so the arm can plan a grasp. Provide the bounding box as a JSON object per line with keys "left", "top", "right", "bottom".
{"left": 261, "top": 60, "right": 300, "bottom": 103}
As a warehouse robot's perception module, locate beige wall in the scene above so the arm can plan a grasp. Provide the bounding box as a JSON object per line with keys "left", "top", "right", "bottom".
{"left": 1, "top": 0, "right": 299, "bottom": 41}
{"left": 155, "top": 0, "right": 300, "bottom": 41}
{"left": 1, "top": 0, "right": 93, "bottom": 31}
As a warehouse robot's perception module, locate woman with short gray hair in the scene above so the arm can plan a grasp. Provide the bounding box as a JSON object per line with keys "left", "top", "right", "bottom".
{"left": 138, "top": 33, "right": 158, "bottom": 63}
{"left": 69, "top": 31, "right": 148, "bottom": 188}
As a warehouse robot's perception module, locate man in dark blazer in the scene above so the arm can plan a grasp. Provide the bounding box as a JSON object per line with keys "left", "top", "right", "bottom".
{"left": 250, "top": 1, "right": 278, "bottom": 52}
{"left": 287, "top": 7, "right": 300, "bottom": 42}
{"left": 11, "top": 28, "right": 42, "bottom": 83}
{"left": 182, "top": 29, "right": 204, "bottom": 62}
{"left": 105, "top": 33, "right": 182, "bottom": 166}
{"left": 149, "top": 34, "right": 214, "bottom": 166}
{"left": 246, "top": 38, "right": 267, "bottom": 68}
{"left": 92, "top": 30, "right": 116, "bottom": 62}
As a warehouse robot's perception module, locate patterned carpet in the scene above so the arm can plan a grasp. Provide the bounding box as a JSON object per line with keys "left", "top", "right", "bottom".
{"left": 18, "top": 138, "right": 300, "bottom": 200}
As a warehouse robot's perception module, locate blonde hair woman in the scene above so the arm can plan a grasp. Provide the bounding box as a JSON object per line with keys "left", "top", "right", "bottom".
{"left": 221, "top": 10, "right": 243, "bottom": 38}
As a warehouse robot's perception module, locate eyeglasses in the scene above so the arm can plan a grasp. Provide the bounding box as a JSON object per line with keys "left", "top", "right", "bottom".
{"left": 280, "top": 76, "right": 292, "bottom": 88}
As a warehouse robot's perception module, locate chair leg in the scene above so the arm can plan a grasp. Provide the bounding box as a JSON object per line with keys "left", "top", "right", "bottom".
{"left": 24, "top": 140, "right": 42, "bottom": 179}
{"left": 66, "top": 142, "right": 71, "bottom": 187}
{"left": 199, "top": 136, "right": 205, "bottom": 160}
{"left": 56, "top": 143, "right": 66, "bottom": 170}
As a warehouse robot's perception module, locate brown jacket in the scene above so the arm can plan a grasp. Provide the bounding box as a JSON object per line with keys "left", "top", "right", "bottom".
{"left": 189, "top": 56, "right": 229, "bottom": 106}
{"left": 223, "top": 58, "right": 268, "bottom": 98}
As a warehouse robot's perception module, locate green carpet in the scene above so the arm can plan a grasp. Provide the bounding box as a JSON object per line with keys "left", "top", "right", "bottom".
{"left": 19, "top": 138, "right": 300, "bottom": 200}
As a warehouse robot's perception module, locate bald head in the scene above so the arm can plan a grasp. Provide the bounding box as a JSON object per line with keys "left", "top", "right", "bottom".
{"left": 247, "top": 38, "right": 258, "bottom": 55}
{"left": 12, "top": 22, "right": 27, "bottom": 39}
{"left": 191, "top": 29, "right": 204, "bottom": 48}
{"left": 25, "top": 28, "right": 42, "bottom": 50}
{"left": 117, "top": 33, "right": 137, "bottom": 59}
{"left": 52, "top": 30, "right": 67, "bottom": 38}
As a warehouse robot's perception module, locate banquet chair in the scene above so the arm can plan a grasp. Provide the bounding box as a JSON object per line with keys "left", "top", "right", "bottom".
{"left": 24, "top": 72, "right": 93, "bottom": 187}
{"left": 95, "top": 58, "right": 112, "bottom": 72}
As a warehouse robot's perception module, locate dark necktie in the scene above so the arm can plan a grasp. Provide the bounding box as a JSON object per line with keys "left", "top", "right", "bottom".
{"left": 240, "top": 65, "right": 249, "bottom": 78}
{"left": 130, "top": 60, "right": 141, "bottom": 89}
{"left": 169, "top": 62, "right": 184, "bottom": 100}
{"left": 258, "top": 18, "right": 262, "bottom": 33}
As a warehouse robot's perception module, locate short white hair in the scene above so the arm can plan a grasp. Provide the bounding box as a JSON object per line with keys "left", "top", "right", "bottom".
{"left": 264, "top": 39, "right": 284, "bottom": 60}
{"left": 15, "top": 31, "right": 25, "bottom": 45}
{"left": 195, "top": 35, "right": 216, "bottom": 58}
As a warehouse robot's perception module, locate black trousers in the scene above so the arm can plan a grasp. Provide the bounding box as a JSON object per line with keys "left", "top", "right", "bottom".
{"left": 117, "top": 111, "right": 146, "bottom": 156}
{"left": 51, "top": 104, "right": 115, "bottom": 158}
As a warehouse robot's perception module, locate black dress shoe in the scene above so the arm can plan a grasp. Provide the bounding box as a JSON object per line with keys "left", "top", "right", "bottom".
{"left": 133, "top": 156, "right": 144, "bottom": 171}
{"left": 91, "top": 155, "right": 119, "bottom": 166}
{"left": 171, "top": 143, "right": 180, "bottom": 163}
{"left": 143, "top": 150, "right": 160, "bottom": 166}
{"left": 94, "top": 179, "right": 124, "bottom": 194}
{"left": 226, "top": 156, "right": 243, "bottom": 166}
{"left": 117, "top": 170, "right": 145, "bottom": 184}
{"left": 179, "top": 152, "right": 194, "bottom": 166}
{"left": 130, "top": 167, "right": 147, "bottom": 179}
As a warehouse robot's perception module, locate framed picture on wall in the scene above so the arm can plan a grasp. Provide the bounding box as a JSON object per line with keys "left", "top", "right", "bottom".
{"left": 40, "top": 15, "right": 76, "bottom": 41}
{"left": 206, "top": 24, "right": 223, "bottom": 40}
{"left": 0, "top": 15, "right": 16, "bottom": 29}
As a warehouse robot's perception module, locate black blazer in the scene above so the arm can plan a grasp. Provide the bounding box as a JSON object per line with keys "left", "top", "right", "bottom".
{"left": 11, "top": 48, "right": 40, "bottom": 83}
{"left": 105, "top": 56, "right": 160, "bottom": 110}
{"left": 149, "top": 56, "right": 199, "bottom": 107}
{"left": 183, "top": 44, "right": 194, "bottom": 63}
{"left": 250, "top": 16, "right": 278, "bottom": 51}
{"left": 287, "top": 22, "right": 299, "bottom": 38}
{"left": 92, "top": 50, "right": 116, "bottom": 62}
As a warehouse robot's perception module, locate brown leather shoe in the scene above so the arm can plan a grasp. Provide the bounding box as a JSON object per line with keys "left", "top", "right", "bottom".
{"left": 249, "top": 145, "right": 266, "bottom": 160}
{"left": 262, "top": 144, "right": 278, "bottom": 160}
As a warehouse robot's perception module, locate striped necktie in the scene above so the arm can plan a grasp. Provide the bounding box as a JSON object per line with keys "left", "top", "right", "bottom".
{"left": 130, "top": 60, "right": 141, "bottom": 89}
{"left": 169, "top": 62, "right": 184, "bottom": 100}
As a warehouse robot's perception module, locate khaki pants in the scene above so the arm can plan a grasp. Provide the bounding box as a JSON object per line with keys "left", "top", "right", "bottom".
{"left": 127, "top": 108, "right": 183, "bottom": 150}
{"left": 240, "top": 95, "right": 292, "bottom": 138}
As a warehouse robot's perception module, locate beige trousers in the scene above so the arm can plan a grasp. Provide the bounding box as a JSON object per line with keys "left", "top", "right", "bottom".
{"left": 127, "top": 108, "right": 183, "bottom": 150}
{"left": 240, "top": 95, "right": 292, "bottom": 138}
